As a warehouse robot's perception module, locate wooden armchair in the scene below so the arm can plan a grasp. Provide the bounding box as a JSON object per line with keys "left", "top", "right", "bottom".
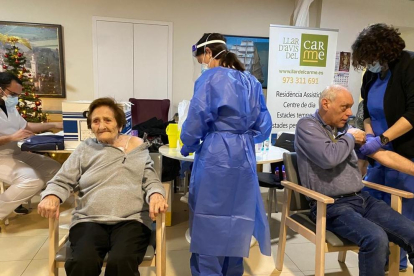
{"left": 48, "top": 183, "right": 169, "bottom": 276}
{"left": 276, "top": 152, "right": 414, "bottom": 276}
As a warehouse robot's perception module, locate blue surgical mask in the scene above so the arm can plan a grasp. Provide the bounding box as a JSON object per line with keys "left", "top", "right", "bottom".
{"left": 2, "top": 95, "right": 19, "bottom": 108}
{"left": 367, "top": 62, "right": 382, "bottom": 73}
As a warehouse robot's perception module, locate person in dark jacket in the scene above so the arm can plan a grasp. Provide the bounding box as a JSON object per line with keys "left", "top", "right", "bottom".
{"left": 352, "top": 23, "right": 414, "bottom": 271}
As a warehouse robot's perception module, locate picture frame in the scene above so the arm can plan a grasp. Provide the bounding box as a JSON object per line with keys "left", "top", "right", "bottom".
{"left": 223, "top": 34, "right": 269, "bottom": 88}
{"left": 0, "top": 21, "right": 65, "bottom": 98}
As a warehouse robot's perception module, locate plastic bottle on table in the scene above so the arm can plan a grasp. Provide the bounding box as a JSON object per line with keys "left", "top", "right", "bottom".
{"left": 264, "top": 137, "right": 270, "bottom": 151}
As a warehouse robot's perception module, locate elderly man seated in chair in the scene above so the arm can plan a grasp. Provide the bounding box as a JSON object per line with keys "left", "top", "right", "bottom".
{"left": 38, "top": 97, "right": 167, "bottom": 276}
{"left": 295, "top": 85, "right": 414, "bottom": 276}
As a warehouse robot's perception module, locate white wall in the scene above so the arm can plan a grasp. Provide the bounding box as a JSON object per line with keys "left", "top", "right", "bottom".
{"left": 320, "top": 0, "right": 414, "bottom": 113}
{"left": 0, "top": 0, "right": 294, "bottom": 114}
{"left": 401, "top": 27, "right": 414, "bottom": 51}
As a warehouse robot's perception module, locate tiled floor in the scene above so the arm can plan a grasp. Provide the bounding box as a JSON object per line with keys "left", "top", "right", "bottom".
{"left": 0, "top": 190, "right": 413, "bottom": 276}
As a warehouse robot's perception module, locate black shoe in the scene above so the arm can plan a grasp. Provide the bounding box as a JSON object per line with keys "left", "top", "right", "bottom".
{"left": 13, "top": 205, "right": 29, "bottom": 215}
{"left": 384, "top": 264, "right": 408, "bottom": 272}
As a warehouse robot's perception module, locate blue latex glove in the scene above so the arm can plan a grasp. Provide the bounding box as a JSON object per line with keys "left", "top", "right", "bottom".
{"left": 355, "top": 147, "right": 367, "bottom": 160}
{"left": 180, "top": 145, "right": 190, "bottom": 157}
{"left": 366, "top": 133, "right": 375, "bottom": 141}
{"left": 359, "top": 136, "right": 382, "bottom": 156}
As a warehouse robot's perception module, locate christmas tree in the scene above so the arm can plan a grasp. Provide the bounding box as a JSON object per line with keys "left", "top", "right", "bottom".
{"left": 0, "top": 34, "right": 47, "bottom": 122}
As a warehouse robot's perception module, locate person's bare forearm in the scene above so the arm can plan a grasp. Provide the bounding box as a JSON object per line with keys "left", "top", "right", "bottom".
{"left": 26, "top": 122, "right": 61, "bottom": 133}
{"left": 369, "top": 149, "right": 414, "bottom": 176}
{"left": 363, "top": 118, "right": 374, "bottom": 135}
{"left": 0, "top": 135, "right": 12, "bottom": 147}
{"left": 383, "top": 117, "right": 413, "bottom": 142}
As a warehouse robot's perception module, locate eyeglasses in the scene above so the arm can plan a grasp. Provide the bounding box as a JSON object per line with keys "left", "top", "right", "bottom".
{"left": 5, "top": 88, "right": 20, "bottom": 97}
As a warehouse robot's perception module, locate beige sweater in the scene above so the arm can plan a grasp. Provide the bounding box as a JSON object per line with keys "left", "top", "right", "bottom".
{"left": 41, "top": 139, "right": 165, "bottom": 230}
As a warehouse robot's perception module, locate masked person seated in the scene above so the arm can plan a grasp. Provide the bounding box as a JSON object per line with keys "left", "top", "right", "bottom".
{"left": 0, "top": 72, "right": 62, "bottom": 227}
{"left": 38, "top": 97, "right": 168, "bottom": 276}
{"left": 295, "top": 85, "right": 414, "bottom": 276}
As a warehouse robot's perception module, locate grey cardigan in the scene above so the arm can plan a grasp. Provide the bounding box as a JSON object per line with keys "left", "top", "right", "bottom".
{"left": 41, "top": 138, "right": 165, "bottom": 229}
{"left": 295, "top": 111, "right": 364, "bottom": 197}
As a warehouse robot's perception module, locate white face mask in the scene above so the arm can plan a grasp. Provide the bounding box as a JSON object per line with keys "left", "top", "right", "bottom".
{"left": 200, "top": 50, "right": 226, "bottom": 74}
{"left": 201, "top": 54, "right": 209, "bottom": 74}
{"left": 4, "top": 95, "right": 19, "bottom": 108}
{"left": 367, "top": 61, "right": 382, "bottom": 73}
{"left": 1, "top": 88, "right": 19, "bottom": 108}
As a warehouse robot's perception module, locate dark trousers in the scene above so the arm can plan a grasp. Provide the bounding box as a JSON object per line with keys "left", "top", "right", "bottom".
{"left": 190, "top": 253, "right": 244, "bottom": 276}
{"left": 65, "top": 221, "right": 151, "bottom": 276}
{"left": 310, "top": 191, "right": 414, "bottom": 276}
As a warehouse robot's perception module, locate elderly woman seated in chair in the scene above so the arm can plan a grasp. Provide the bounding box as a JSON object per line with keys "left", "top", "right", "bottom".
{"left": 38, "top": 97, "right": 167, "bottom": 276}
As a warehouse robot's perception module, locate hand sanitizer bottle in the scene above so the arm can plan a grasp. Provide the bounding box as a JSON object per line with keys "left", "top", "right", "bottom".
{"left": 264, "top": 137, "right": 270, "bottom": 151}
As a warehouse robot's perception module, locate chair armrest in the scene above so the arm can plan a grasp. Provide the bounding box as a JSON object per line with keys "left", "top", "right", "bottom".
{"left": 156, "top": 183, "right": 169, "bottom": 276}
{"left": 281, "top": 180, "right": 334, "bottom": 204}
{"left": 363, "top": 180, "right": 414, "bottom": 199}
{"left": 49, "top": 217, "right": 60, "bottom": 275}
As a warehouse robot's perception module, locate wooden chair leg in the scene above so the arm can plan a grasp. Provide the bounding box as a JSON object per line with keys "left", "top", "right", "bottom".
{"left": 315, "top": 201, "right": 327, "bottom": 276}
{"left": 338, "top": 251, "right": 347, "bottom": 263}
{"left": 389, "top": 243, "right": 400, "bottom": 276}
{"left": 389, "top": 195, "right": 402, "bottom": 276}
{"left": 267, "top": 188, "right": 273, "bottom": 225}
{"left": 274, "top": 189, "right": 278, "bottom": 213}
{"left": 276, "top": 188, "right": 292, "bottom": 271}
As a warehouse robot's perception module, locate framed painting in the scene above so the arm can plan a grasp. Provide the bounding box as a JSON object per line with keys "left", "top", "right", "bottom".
{"left": 0, "top": 21, "right": 65, "bottom": 98}
{"left": 224, "top": 34, "right": 269, "bottom": 88}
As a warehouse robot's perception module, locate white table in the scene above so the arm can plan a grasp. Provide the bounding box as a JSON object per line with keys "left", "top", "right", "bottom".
{"left": 158, "top": 145, "right": 288, "bottom": 164}
{"left": 159, "top": 144, "right": 289, "bottom": 244}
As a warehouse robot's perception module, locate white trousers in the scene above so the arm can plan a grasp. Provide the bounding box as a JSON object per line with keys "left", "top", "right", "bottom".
{"left": 0, "top": 152, "right": 61, "bottom": 220}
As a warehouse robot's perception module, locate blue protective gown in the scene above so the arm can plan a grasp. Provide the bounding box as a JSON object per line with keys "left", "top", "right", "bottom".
{"left": 181, "top": 67, "right": 272, "bottom": 258}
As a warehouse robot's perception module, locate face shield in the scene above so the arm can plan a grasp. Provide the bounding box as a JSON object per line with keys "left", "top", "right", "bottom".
{"left": 191, "top": 39, "right": 227, "bottom": 82}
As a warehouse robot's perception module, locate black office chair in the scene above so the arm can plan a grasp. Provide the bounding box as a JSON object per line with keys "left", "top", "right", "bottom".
{"left": 257, "top": 132, "right": 295, "bottom": 225}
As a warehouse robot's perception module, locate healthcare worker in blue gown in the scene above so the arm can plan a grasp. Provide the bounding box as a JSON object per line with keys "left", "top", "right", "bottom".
{"left": 352, "top": 23, "right": 414, "bottom": 272}
{"left": 180, "top": 33, "right": 272, "bottom": 276}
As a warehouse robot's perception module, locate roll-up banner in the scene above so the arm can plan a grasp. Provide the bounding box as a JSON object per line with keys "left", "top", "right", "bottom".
{"left": 267, "top": 25, "right": 338, "bottom": 133}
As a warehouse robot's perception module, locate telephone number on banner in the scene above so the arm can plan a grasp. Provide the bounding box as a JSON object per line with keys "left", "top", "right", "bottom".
{"left": 282, "top": 77, "right": 319, "bottom": 84}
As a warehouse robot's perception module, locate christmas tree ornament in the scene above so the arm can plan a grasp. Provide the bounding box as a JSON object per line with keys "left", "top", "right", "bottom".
{"left": 2, "top": 65, "right": 7, "bottom": 69}
{"left": 17, "top": 52, "right": 22, "bottom": 57}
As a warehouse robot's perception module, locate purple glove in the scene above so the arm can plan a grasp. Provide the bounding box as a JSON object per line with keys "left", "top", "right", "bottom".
{"left": 359, "top": 136, "right": 382, "bottom": 156}
{"left": 180, "top": 145, "right": 190, "bottom": 157}
{"left": 355, "top": 148, "right": 367, "bottom": 160}
{"left": 366, "top": 133, "right": 375, "bottom": 141}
